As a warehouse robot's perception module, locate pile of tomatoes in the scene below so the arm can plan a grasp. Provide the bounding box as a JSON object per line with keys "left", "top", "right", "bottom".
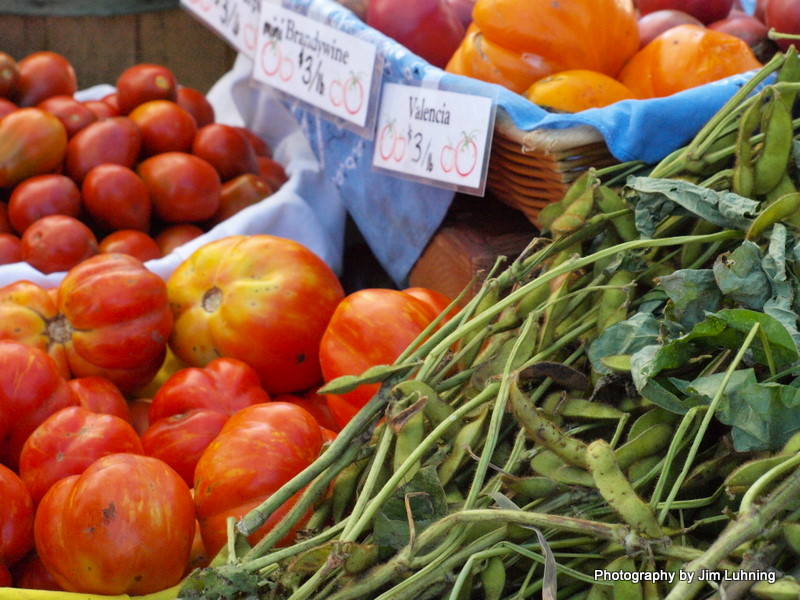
{"left": 0, "top": 206, "right": 455, "bottom": 594}
{"left": 0, "top": 50, "right": 288, "bottom": 274}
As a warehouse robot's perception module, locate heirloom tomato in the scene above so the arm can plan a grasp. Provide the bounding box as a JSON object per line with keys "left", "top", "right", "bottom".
{"left": 320, "top": 288, "right": 439, "bottom": 428}
{"left": 98, "top": 230, "right": 162, "bottom": 262}
{"left": 273, "top": 388, "right": 341, "bottom": 433}
{"left": 20, "top": 214, "right": 99, "bottom": 274}
{"left": 67, "top": 376, "right": 131, "bottom": 421}
{"left": 19, "top": 406, "right": 143, "bottom": 505}
{"left": 141, "top": 408, "right": 228, "bottom": 487}
{"left": 193, "top": 402, "right": 324, "bottom": 556}
{"left": 36, "top": 95, "right": 97, "bottom": 138}
{"left": 191, "top": 123, "right": 260, "bottom": 181}
{"left": 115, "top": 63, "right": 178, "bottom": 115}
{"left": 137, "top": 151, "right": 221, "bottom": 223}
{"left": 7, "top": 173, "right": 82, "bottom": 235}
{"left": 128, "top": 99, "right": 198, "bottom": 157}
{"left": 0, "top": 280, "right": 70, "bottom": 377}
{"left": 14, "top": 51, "right": 77, "bottom": 107}
{"left": 9, "top": 551, "right": 62, "bottom": 590}
{"left": 55, "top": 253, "right": 173, "bottom": 393}
{"left": 34, "top": 453, "right": 195, "bottom": 595}
{"left": 0, "top": 341, "right": 78, "bottom": 470}
{"left": 81, "top": 163, "right": 152, "bottom": 233}
{"left": 0, "top": 107, "right": 67, "bottom": 188}
{"left": 167, "top": 235, "right": 345, "bottom": 394}
{"left": 0, "top": 563, "right": 9, "bottom": 586}
{"left": 148, "top": 356, "right": 270, "bottom": 423}
{"left": 0, "top": 463, "right": 34, "bottom": 567}
{"left": 64, "top": 116, "right": 142, "bottom": 183}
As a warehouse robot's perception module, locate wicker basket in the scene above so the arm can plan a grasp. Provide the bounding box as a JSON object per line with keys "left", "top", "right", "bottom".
{"left": 487, "top": 112, "right": 619, "bottom": 227}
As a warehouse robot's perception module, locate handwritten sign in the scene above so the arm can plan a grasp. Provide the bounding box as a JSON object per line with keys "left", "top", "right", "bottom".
{"left": 180, "top": 0, "right": 261, "bottom": 59}
{"left": 252, "top": 1, "right": 380, "bottom": 132}
{"left": 372, "top": 83, "right": 495, "bottom": 194}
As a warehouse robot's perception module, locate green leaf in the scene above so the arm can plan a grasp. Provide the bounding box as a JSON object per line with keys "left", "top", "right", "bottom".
{"left": 588, "top": 312, "right": 661, "bottom": 375}
{"left": 624, "top": 176, "right": 758, "bottom": 238}
{"left": 712, "top": 241, "right": 771, "bottom": 310}
{"left": 657, "top": 268, "right": 721, "bottom": 329}
{"left": 373, "top": 466, "right": 448, "bottom": 560}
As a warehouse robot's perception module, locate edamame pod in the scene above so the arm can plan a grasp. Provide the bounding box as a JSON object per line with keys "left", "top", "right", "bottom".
{"left": 480, "top": 555, "right": 507, "bottom": 600}
{"left": 594, "top": 185, "right": 638, "bottom": 242}
{"left": 529, "top": 449, "right": 596, "bottom": 487}
{"left": 608, "top": 556, "right": 645, "bottom": 600}
{"left": 732, "top": 96, "right": 762, "bottom": 198}
{"left": 615, "top": 422, "right": 674, "bottom": 471}
{"left": 723, "top": 453, "right": 793, "bottom": 496}
{"left": 392, "top": 410, "right": 424, "bottom": 477}
{"left": 541, "top": 395, "right": 625, "bottom": 422}
{"left": 627, "top": 408, "right": 679, "bottom": 442}
{"left": 587, "top": 439, "right": 664, "bottom": 539}
{"left": 437, "top": 406, "right": 488, "bottom": 486}
{"left": 597, "top": 270, "right": 635, "bottom": 334}
{"left": 750, "top": 577, "right": 800, "bottom": 600}
{"left": 752, "top": 88, "right": 794, "bottom": 196}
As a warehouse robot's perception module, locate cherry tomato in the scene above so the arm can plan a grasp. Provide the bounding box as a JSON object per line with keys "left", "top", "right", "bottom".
{"left": 153, "top": 223, "right": 204, "bottom": 255}
{"left": 19, "top": 406, "right": 144, "bottom": 505}
{"left": 36, "top": 95, "right": 97, "bottom": 138}
{"left": 0, "top": 463, "right": 34, "bottom": 568}
{"left": 20, "top": 214, "right": 98, "bottom": 274}
{"left": 0, "top": 52, "right": 19, "bottom": 99}
{"left": 115, "top": 63, "right": 178, "bottom": 115}
{"left": 193, "top": 402, "right": 324, "bottom": 556}
{"left": 320, "top": 289, "right": 439, "bottom": 428}
{"left": 141, "top": 408, "right": 229, "bottom": 488}
{"left": 99, "top": 229, "right": 162, "bottom": 262}
{"left": 13, "top": 51, "right": 77, "bottom": 107}
{"left": 176, "top": 86, "right": 215, "bottom": 128}
{"left": 81, "top": 163, "right": 152, "bottom": 233}
{"left": 137, "top": 151, "right": 221, "bottom": 223}
{"left": 64, "top": 116, "right": 142, "bottom": 184}
{"left": 67, "top": 376, "right": 131, "bottom": 421}
{"left": 34, "top": 453, "right": 196, "bottom": 594}
{"left": 0, "top": 341, "right": 78, "bottom": 470}
{"left": 191, "top": 123, "right": 259, "bottom": 181}
{"left": 7, "top": 173, "right": 82, "bottom": 234}
{"left": 128, "top": 99, "right": 197, "bottom": 157}
{"left": 0, "top": 232, "right": 21, "bottom": 264}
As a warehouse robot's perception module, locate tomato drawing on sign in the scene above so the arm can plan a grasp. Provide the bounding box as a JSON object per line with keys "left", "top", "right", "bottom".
{"left": 377, "top": 118, "right": 407, "bottom": 162}
{"left": 243, "top": 23, "right": 258, "bottom": 51}
{"left": 189, "top": 0, "right": 212, "bottom": 12}
{"left": 330, "top": 72, "right": 365, "bottom": 115}
{"left": 260, "top": 39, "right": 283, "bottom": 77}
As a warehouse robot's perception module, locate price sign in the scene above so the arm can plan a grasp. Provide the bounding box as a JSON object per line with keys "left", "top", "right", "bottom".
{"left": 180, "top": 0, "right": 261, "bottom": 59}
{"left": 253, "top": 1, "right": 380, "bottom": 132}
{"left": 372, "top": 83, "right": 495, "bottom": 194}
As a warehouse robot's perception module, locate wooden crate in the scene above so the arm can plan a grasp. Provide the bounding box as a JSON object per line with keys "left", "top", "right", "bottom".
{"left": 0, "top": 7, "right": 237, "bottom": 93}
{"left": 408, "top": 194, "right": 538, "bottom": 303}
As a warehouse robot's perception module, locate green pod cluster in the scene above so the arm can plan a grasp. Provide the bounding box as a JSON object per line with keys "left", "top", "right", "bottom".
{"left": 732, "top": 96, "right": 763, "bottom": 198}
{"left": 752, "top": 87, "right": 794, "bottom": 196}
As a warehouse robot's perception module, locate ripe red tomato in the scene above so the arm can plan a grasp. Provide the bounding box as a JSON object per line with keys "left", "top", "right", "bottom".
{"left": 0, "top": 98, "right": 16, "bottom": 120}
{"left": 64, "top": 116, "right": 142, "bottom": 183}
{"left": 0, "top": 463, "right": 34, "bottom": 568}
{"left": 141, "top": 408, "right": 229, "bottom": 487}
{"left": 636, "top": 0, "right": 735, "bottom": 24}
{"left": 154, "top": 223, "right": 204, "bottom": 255}
{"left": 128, "top": 99, "right": 198, "bottom": 157}
{"left": 9, "top": 551, "right": 63, "bottom": 591}
{"left": 67, "top": 376, "right": 131, "bottom": 421}
{"left": 36, "top": 95, "right": 97, "bottom": 138}
{"left": 7, "top": 173, "right": 82, "bottom": 234}
{"left": 0, "top": 341, "right": 78, "bottom": 470}
{"left": 176, "top": 86, "right": 215, "bottom": 128}
{"left": 20, "top": 214, "right": 99, "bottom": 274}
{"left": 0, "top": 280, "right": 70, "bottom": 376}
{"left": 167, "top": 235, "right": 345, "bottom": 394}
{"left": 34, "top": 453, "right": 195, "bottom": 595}
{"left": 13, "top": 51, "right": 77, "bottom": 107}
{"left": 257, "top": 156, "right": 289, "bottom": 191}
{"left": 0, "top": 201, "right": 12, "bottom": 233}
{"left": 192, "top": 123, "right": 259, "bottom": 181}
{"left": 0, "top": 52, "right": 19, "bottom": 100}
{"left": 19, "top": 406, "right": 144, "bottom": 505}
{"left": 235, "top": 126, "right": 272, "bottom": 158}
{"left": 403, "top": 286, "right": 456, "bottom": 321}
{"left": 127, "top": 398, "right": 152, "bottom": 437}
{"left": 137, "top": 151, "right": 221, "bottom": 223}
{"left": 99, "top": 229, "right": 162, "bottom": 262}
{"left": 765, "top": 0, "right": 800, "bottom": 50}
{"left": 193, "top": 402, "right": 324, "bottom": 556}
{"left": 0, "top": 232, "right": 21, "bottom": 264}
{"left": 320, "top": 288, "right": 439, "bottom": 428}
{"left": 55, "top": 253, "right": 174, "bottom": 393}
{"left": 0, "top": 107, "right": 68, "bottom": 188}
{"left": 210, "top": 172, "right": 273, "bottom": 227}
{"left": 273, "top": 389, "right": 341, "bottom": 432}
{"left": 115, "top": 63, "right": 179, "bottom": 115}
{"left": 148, "top": 356, "right": 271, "bottom": 423}
{"left": 81, "top": 99, "right": 117, "bottom": 120}
{"left": 101, "top": 92, "right": 120, "bottom": 115}
{"left": 80, "top": 164, "right": 152, "bottom": 233}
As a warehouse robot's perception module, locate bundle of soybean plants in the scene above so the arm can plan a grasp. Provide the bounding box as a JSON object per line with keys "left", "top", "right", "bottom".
{"left": 181, "top": 48, "right": 800, "bottom": 600}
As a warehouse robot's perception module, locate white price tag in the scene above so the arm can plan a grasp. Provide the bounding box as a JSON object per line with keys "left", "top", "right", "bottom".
{"left": 253, "top": 0, "right": 380, "bottom": 132}
{"left": 180, "top": 0, "right": 261, "bottom": 59}
{"left": 372, "top": 83, "right": 495, "bottom": 195}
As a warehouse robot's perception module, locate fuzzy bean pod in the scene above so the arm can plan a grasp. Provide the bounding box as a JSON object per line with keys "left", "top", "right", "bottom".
{"left": 752, "top": 88, "right": 794, "bottom": 196}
